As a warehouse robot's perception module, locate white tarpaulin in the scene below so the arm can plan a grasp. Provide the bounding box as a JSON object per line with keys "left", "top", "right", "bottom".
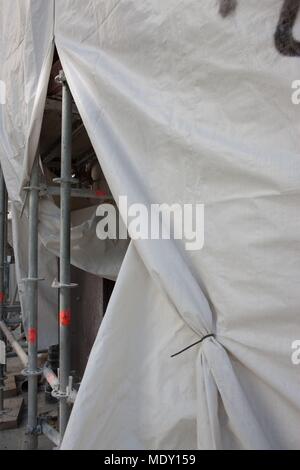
{"left": 1, "top": 0, "right": 300, "bottom": 449}
{"left": 0, "top": 0, "right": 58, "bottom": 348}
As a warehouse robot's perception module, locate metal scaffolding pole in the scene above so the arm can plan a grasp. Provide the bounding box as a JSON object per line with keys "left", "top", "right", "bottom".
{"left": 0, "top": 165, "right": 7, "bottom": 413}
{"left": 56, "top": 71, "right": 73, "bottom": 440}
{"left": 24, "top": 160, "right": 40, "bottom": 450}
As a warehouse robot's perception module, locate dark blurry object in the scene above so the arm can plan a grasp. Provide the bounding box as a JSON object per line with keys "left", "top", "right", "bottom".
{"left": 275, "top": 0, "right": 300, "bottom": 56}
{"left": 45, "top": 344, "right": 59, "bottom": 404}
{"left": 219, "top": 0, "right": 237, "bottom": 17}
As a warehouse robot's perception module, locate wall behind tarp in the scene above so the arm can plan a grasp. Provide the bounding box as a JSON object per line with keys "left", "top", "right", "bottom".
{"left": 1, "top": 0, "right": 300, "bottom": 449}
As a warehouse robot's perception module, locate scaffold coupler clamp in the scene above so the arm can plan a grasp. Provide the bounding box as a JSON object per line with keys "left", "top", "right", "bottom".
{"left": 23, "top": 183, "right": 44, "bottom": 194}
{"left": 22, "top": 367, "right": 43, "bottom": 378}
{"left": 55, "top": 70, "right": 67, "bottom": 85}
{"left": 26, "top": 421, "right": 42, "bottom": 436}
{"left": 51, "top": 279, "right": 78, "bottom": 290}
{"left": 51, "top": 374, "right": 77, "bottom": 404}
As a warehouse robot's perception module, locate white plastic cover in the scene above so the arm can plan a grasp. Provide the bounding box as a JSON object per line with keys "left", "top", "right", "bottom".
{"left": 1, "top": 0, "right": 300, "bottom": 449}
{"left": 0, "top": 0, "right": 58, "bottom": 348}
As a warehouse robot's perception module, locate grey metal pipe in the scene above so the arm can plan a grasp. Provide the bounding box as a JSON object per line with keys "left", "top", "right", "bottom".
{"left": 46, "top": 186, "right": 112, "bottom": 201}
{"left": 41, "top": 421, "right": 60, "bottom": 448}
{"left": 58, "top": 74, "right": 73, "bottom": 439}
{"left": 25, "top": 160, "right": 40, "bottom": 450}
{"left": 6, "top": 349, "right": 47, "bottom": 359}
{"left": 67, "top": 386, "right": 77, "bottom": 405}
{"left": 10, "top": 283, "right": 19, "bottom": 305}
{"left": 3, "top": 304, "right": 21, "bottom": 314}
{"left": 0, "top": 165, "right": 7, "bottom": 413}
{"left": 0, "top": 320, "right": 28, "bottom": 367}
{"left": 43, "top": 365, "right": 59, "bottom": 391}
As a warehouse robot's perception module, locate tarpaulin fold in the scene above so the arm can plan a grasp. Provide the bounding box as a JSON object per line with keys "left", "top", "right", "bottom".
{"left": 57, "top": 0, "right": 300, "bottom": 449}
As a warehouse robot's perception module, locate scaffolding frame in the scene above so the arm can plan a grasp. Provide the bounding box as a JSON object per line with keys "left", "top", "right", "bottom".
{"left": 0, "top": 70, "right": 101, "bottom": 449}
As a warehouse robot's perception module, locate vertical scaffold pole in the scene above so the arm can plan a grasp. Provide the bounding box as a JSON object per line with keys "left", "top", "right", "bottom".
{"left": 25, "top": 159, "right": 40, "bottom": 450}
{"left": 0, "top": 164, "right": 7, "bottom": 413}
{"left": 57, "top": 71, "right": 73, "bottom": 440}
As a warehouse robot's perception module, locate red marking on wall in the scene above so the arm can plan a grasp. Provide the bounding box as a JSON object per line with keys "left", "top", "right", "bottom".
{"left": 0, "top": 292, "right": 5, "bottom": 304}
{"left": 60, "top": 309, "right": 71, "bottom": 327}
{"left": 95, "top": 190, "right": 107, "bottom": 197}
{"left": 28, "top": 328, "right": 37, "bottom": 345}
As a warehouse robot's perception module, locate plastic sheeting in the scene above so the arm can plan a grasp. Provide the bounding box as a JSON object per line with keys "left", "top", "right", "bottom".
{"left": 58, "top": 0, "right": 300, "bottom": 449}
{"left": 1, "top": 0, "right": 300, "bottom": 449}
{"left": 0, "top": 0, "right": 57, "bottom": 348}
{"left": 0, "top": 0, "right": 54, "bottom": 198}
{"left": 0, "top": 0, "right": 127, "bottom": 348}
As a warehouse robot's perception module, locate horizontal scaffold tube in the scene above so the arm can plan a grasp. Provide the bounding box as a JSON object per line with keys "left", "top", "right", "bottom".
{"left": 0, "top": 320, "right": 28, "bottom": 367}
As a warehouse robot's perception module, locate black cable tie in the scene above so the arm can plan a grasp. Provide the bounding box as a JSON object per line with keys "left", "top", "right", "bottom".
{"left": 171, "top": 334, "right": 215, "bottom": 358}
